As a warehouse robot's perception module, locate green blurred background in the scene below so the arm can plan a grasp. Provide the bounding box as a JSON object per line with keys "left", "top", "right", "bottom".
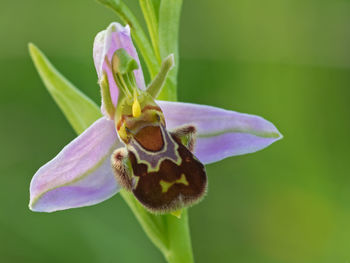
{"left": 1, "top": 0, "right": 350, "bottom": 262}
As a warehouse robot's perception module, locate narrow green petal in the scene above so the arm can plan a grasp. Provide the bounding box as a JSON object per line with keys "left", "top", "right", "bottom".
{"left": 28, "top": 43, "right": 102, "bottom": 134}
{"left": 147, "top": 54, "right": 174, "bottom": 98}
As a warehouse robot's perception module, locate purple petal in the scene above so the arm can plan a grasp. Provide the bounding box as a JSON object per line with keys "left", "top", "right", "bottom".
{"left": 157, "top": 101, "right": 282, "bottom": 164}
{"left": 93, "top": 22, "right": 145, "bottom": 117}
{"left": 29, "top": 117, "right": 122, "bottom": 212}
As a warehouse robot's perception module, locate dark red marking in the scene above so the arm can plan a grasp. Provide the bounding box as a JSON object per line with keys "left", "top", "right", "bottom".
{"left": 134, "top": 126, "right": 164, "bottom": 152}
{"left": 128, "top": 134, "right": 207, "bottom": 213}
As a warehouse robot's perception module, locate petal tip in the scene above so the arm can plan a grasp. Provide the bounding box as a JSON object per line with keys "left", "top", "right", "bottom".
{"left": 277, "top": 130, "right": 283, "bottom": 140}
{"left": 270, "top": 124, "right": 283, "bottom": 141}
{"left": 27, "top": 118, "right": 121, "bottom": 213}
{"left": 28, "top": 42, "right": 35, "bottom": 53}
{"left": 108, "top": 22, "right": 130, "bottom": 35}
{"left": 28, "top": 198, "right": 42, "bottom": 212}
{"left": 158, "top": 101, "right": 284, "bottom": 163}
{"left": 28, "top": 201, "right": 34, "bottom": 211}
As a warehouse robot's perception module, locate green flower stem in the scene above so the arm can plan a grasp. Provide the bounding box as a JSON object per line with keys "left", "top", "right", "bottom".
{"left": 163, "top": 210, "right": 194, "bottom": 263}
{"left": 120, "top": 190, "right": 168, "bottom": 253}
{"left": 138, "top": 2, "right": 193, "bottom": 261}
{"left": 100, "top": 0, "right": 191, "bottom": 261}
{"left": 120, "top": 191, "right": 194, "bottom": 263}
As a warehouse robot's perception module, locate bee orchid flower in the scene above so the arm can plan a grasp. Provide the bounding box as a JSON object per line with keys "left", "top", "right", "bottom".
{"left": 29, "top": 22, "right": 282, "bottom": 213}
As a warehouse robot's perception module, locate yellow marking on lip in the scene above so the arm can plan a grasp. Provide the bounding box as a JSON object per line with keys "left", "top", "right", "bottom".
{"left": 171, "top": 209, "right": 183, "bottom": 218}
{"left": 160, "top": 173, "right": 189, "bottom": 193}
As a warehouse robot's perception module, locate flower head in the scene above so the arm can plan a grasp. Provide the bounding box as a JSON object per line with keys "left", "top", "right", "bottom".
{"left": 29, "top": 22, "right": 282, "bottom": 213}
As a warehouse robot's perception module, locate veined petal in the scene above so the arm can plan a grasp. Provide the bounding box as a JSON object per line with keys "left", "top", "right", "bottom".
{"left": 158, "top": 101, "right": 282, "bottom": 164}
{"left": 29, "top": 117, "right": 121, "bottom": 212}
{"left": 93, "top": 22, "right": 145, "bottom": 116}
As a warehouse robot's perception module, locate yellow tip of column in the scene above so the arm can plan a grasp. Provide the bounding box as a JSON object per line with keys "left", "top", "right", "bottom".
{"left": 132, "top": 96, "right": 141, "bottom": 117}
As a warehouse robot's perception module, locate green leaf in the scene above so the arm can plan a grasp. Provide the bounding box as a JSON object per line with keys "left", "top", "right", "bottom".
{"left": 28, "top": 43, "right": 102, "bottom": 135}
{"left": 139, "top": 0, "right": 161, "bottom": 62}
{"left": 150, "top": 0, "right": 161, "bottom": 21}
{"left": 157, "top": 0, "right": 183, "bottom": 101}
{"left": 158, "top": 0, "right": 182, "bottom": 61}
